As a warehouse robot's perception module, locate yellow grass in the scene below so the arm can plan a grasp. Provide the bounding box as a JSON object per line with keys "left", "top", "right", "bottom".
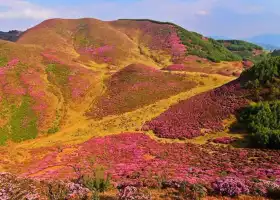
{"left": 10, "top": 72, "right": 234, "bottom": 148}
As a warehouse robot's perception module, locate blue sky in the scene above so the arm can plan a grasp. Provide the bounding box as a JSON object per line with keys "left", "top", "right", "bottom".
{"left": 0, "top": 0, "right": 279, "bottom": 38}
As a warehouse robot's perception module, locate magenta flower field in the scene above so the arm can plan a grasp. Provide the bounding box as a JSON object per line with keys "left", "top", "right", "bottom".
{"left": 22, "top": 132, "right": 280, "bottom": 197}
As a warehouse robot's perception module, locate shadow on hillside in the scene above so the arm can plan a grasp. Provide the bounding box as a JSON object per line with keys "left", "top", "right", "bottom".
{"left": 229, "top": 121, "right": 253, "bottom": 148}
{"left": 100, "top": 195, "right": 117, "bottom": 200}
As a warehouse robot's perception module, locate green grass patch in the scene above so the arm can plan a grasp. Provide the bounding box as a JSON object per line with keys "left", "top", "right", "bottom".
{"left": 46, "top": 63, "right": 71, "bottom": 86}
{"left": 0, "top": 126, "right": 9, "bottom": 145}
{"left": 47, "top": 110, "right": 61, "bottom": 134}
{"left": 0, "top": 56, "right": 8, "bottom": 67}
{"left": 9, "top": 96, "right": 38, "bottom": 142}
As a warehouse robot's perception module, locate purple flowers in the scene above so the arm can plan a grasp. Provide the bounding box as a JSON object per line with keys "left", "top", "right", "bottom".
{"left": 144, "top": 81, "right": 249, "bottom": 139}
{"left": 118, "top": 186, "right": 151, "bottom": 200}
{"left": 213, "top": 177, "right": 249, "bottom": 197}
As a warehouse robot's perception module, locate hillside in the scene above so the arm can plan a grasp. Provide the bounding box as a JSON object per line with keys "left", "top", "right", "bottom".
{"left": 217, "top": 40, "right": 266, "bottom": 64}
{"left": 0, "top": 18, "right": 241, "bottom": 145}
{"left": 87, "top": 63, "right": 197, "bottom": 119}
{"left": 144, "top": 56, "right": 280, "bottom": 144}
{"left": 0, "top": 18, "right": 280, "bottom": 200}
{"left": 17, "top": 18, "right": 243, "bottom": 69}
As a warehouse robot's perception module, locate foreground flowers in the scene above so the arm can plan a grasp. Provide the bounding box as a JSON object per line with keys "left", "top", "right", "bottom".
{"left": 19, "top": 132, "right": 280, "bottom": 199}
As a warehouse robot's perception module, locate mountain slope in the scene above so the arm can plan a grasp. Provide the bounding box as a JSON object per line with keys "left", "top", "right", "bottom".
{"left": 144, "top": 56, "right": 280, "bottom": 140}
{"left": 217, "top": 40, "right": 266, "bottom": 64}
{"left": 17, "top": 18, "right": 241, "bottom": 68}
{"left": 0, "top": 18, "right": 243, "bottom": 144}
{"left": 87, "top": 63, "right": 197, "bottom": 119}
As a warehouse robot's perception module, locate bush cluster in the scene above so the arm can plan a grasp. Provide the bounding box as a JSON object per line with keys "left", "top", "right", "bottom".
{"left": 175, "top": 26, "right": 241, "bottom": 62}
{"left": 239, "top": 101, "right": 280, "bottom": 148}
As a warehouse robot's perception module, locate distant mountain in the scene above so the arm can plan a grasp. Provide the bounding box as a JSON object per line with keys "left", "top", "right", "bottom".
{"left": 246, "top": 34, "right": 280, "bottom": 50}
{"left": 255, "top": 43, "right": 279, "bottom": 51}
{"left": 0, "top": 30, "right": 22, "bottom": 42}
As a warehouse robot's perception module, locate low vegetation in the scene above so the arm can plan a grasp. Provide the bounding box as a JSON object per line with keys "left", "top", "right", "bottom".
{"left": 241, "top": 56, "right": 280, "bottom": 99}
{"left": 0, "top": 56, "right": 8, "bottom": 67}
{"left": 1, "top": 18, "right": 280, "bottom": 200}
{"left": 217, "top": 40, "right": 266, "bottom": 63}
{"left": 217, "top": 40, "right": 263, "bottom": 52}
{"left": 0, "top": 96, "right": 38, "bottom": 144}
{"left": 10, "top": 96, "right": 38, "bottom": 142}
{"left": 88, "top": 64, "right": 197, "bottom": 119}
{"left": 118, "top": 19, "right": 241, "bottom": 62}
{"left": 271, "top": 49, "right": 280, "bottom": 57}
{"left": 144, "top": 80, "right": 248, "bottom": 139}
{"left": 176, "top": 26, "right": 241, "bottom": 62}
{"left": 238, "top": 101, "right": 280, "bottom": 148}
{"left": 22, "top": 133, "right": 280, "bottom": 199}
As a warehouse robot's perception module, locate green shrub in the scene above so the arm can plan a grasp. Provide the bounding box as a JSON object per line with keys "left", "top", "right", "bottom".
{"left": 82, "top": 167, "right": 111, "bottom": 200}
{"left": 46, "top": 64, "right": 70, "bottom": 86}
{"left": 176, "top": 26, "right": 241, "bottom": 62}
{"left": 240, "top": 56, "right": 280, "bottom": 101}
{"left": 217, "top": 40, "right": 263, "bottom": 51}
{"left": 216, "top": 40, "right": 266, "bottom": 62}
{"left": 241, "top": 56, "right": 280, "bottom": 85}
{"left": 238, "top": 101, "right": 280, "bottom": 148}
{"left": 0, "top": 126, "right": 9, "bottom": 145}
{"left": 47, "top": 126, "right": 59, "bottom": 134}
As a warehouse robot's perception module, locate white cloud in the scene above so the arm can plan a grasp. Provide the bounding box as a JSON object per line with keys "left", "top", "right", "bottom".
{"left": 0, "top": 0, "right": 57, "bottom": 19}
{"left": 196, "top": 10, "right": 209, "bottom": 16}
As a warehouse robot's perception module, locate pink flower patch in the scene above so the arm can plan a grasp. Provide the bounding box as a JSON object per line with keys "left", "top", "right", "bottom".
{"left": 3, "top": 84, "right": 26, "bottom": 95}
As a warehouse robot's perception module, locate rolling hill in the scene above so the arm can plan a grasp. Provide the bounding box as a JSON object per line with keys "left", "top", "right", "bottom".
{"left": 1, "top": 18, "right": 280, "bottom": 200}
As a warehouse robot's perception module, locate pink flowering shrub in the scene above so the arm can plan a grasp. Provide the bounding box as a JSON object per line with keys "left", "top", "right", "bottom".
{"left": 212, "top": 177, "right": 249, "bottom": 197}
{"left": 0, "top": 172, "right": 42, "bottom": 200}
{"left": 88, "top": 64, "right": 196, "bottom": 118}
{"left": 0, "top": 172, "right": 90, "bottom": 200}
{"left": 23, "top": 132, "right": 280, "bottom": 198}
{"left": 144, "top": 80, "right": 249, "bottom": 139}
{"left": 118, "top": 186, "right": 151, "bottom": 200}
{"left": 111, "top": 21, "right": 186, "bottom": 62}
{"left": 79, "top": 45, "right": 115, "bottom": 64}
